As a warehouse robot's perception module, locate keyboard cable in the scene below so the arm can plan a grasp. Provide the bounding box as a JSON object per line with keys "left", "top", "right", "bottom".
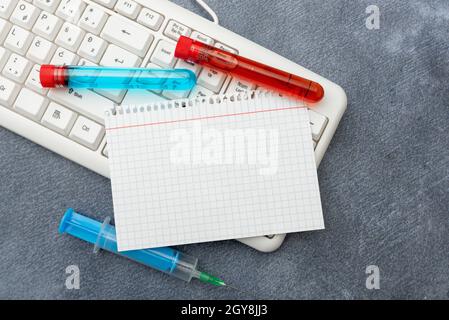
{"left": 195, "top": 0, "right": 219, "bottom": 25}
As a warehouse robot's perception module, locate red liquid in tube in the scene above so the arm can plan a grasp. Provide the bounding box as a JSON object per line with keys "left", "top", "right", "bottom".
{"left": 175, "top": 36, "right": 324, "bottom": 104}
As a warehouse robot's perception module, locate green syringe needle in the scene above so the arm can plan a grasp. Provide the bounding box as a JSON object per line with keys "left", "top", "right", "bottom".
{"left": 195, "top": 271, "right": 226, "bottom": 286}
{"left": 193, "top": 270, "right": 258, "bottom": 298}
{"left": 193, "top": 271, "right": 249, "bottom": 294}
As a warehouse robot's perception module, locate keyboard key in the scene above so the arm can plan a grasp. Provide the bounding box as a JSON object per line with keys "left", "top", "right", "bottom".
{"left": 121, "top": 88, "right": 166, "bottom": 106}
{"left": 48, "top": 87, "right": 114, "bottom": 123}
{"left": 32, "top": 11, "right": 62, "bottom": 40}
{"left": 115, "top": 0, "right": 140, "bottom": 19}
{"left": 69, "top": 116, "right": 104, "bottom": 150}
{"left": 56, "top": 0, "right": 85, "bottom": 23}
{"left": 308, "top": 110, "right": 328, "bottom": 141}
{"left": 102, "top": 143, "right": 108, "bottom": 157}
{"left": 93, "top": 72, "right": 128, "bottom": 102}
{"left": 162, "top": 89, "right": 189, "bottom": 100}
{"left": 0, "top": 47, "right": 10, "bottom": 69}
{"left": 215, "top": 42, "right": 238, "bottom": 54}
{"left": 137, "top": 7, "right": 163, "bottom": 31}
{"left": 4, "top": 25, "right": 33, "bottom": 55}
{"left": 2, "top": 53, "right": 32, "bottom": 83}
{"left": 150, "top": 40, "right": 176, "bottom": 68}
{"left": 26, "top": 36, "right": 56, "bottom": 63}
{"left": 78, "top": 5, "right": 108, "bottom": 35}
{"left": 41, "top": 101, "right": 76, "bottom": 135}
{"left": 33, "top": 0, "right": 61, "bottom": 13}
{"left": 0, "top": 0, "right": 16, "bottom": 19}
{"left": 96, "top": 44, "right": 140, "bottom": 103}
{"left": 92, "top": 0, "right": 116, "bottom": 9}
{"left": 0, "top": 75, "right": 20, "bottom": 106}
{"left": 25, "top": 64, "right": 48, "bottom": 94}
{"left": 163, "top": 19, "right": 191, "bottom": 41}
{"left": 191, "top": 31, "right": 214, "bottom": 45}
{"left": 189, "top": 85, "right": 214, "bottom": 99}
{"left": 78, "top": 33, "right": 107, "bottom": 63}
{"left": 226, "top": 78, "right": 256, "bottom": 94}
{"left": 101, "top": 15, "right": 153, "bottom": 57}
{"left": 55, "top": 22, "right": 85, "bottom": 51}
{"left": 93, "top": 72, "right": 128, "bottom": 104}
{"left": 99, "top": 44, "right": 140, "bottom": 67}
{"left": 11, "top": 1, "right": 40, "bottom": 30}
{"left": 197, "top": 67, "right": 227, "bottom": 93}
{"left": 0, "top": 18, "right": 12, "bottom": 43}
{"left": 50, "top": 46, "right": 78, "bottom": 64}
{"left": 78, "top": 58, "right": 97, "bottom": 66}
{"left": 145, "top": 62, "right": 162, "bottom": 93}
{"left": 175, "top": 59, "right": 201, "bottom": 76}
{"left": 14, "top": 88, "right": 48, "bottom": 120}
{"left": 94, "top": 88, "right": 126, "bottom": 104}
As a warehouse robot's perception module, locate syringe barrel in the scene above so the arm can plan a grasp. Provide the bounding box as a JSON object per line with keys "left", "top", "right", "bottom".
{"left": 59, "top": 209, "right": 198, "bottom": 282}
{"left": 40, "top": 65, "right": 196, "bottom": 90}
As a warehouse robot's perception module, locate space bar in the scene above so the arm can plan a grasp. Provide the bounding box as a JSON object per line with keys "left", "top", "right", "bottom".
{"left": 48, "top": 88, "right": 114, "bottom": 124}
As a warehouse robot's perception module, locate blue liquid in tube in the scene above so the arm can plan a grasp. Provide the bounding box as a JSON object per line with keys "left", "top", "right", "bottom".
{"left": 40, "top": 65, "right": 196, "bottom": 90}
{"left": 58, "top": 209, "right": 223, "bottom": 284}
{"left": 60, "top": 209, "right": 182, "bottom": 275}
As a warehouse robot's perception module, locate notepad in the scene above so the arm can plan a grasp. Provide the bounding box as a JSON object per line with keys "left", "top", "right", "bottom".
{"left": 105, "top": 91, "right": 324, "bottom": 251}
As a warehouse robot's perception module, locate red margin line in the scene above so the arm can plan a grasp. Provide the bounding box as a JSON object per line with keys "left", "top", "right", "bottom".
{"left": 106, "top": 106, "right": 306, "bottom": 131}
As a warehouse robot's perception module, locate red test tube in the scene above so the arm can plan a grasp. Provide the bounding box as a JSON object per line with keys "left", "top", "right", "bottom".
{"left": 175, "top": 36, "right": 324, "bottom": 104}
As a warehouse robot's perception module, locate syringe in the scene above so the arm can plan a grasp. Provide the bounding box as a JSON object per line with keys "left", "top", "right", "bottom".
{"left": 59, "top": 209, "right": 226, "bottom": 287}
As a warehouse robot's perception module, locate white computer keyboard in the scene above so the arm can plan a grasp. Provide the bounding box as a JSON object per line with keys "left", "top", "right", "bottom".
{"left": 0, "top": 0, "right": 347, "bottom": 252}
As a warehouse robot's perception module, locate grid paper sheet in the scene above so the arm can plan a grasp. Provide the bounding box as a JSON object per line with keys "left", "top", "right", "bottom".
{"left": 105, "top": 92, "right": 324, "bottom": 251}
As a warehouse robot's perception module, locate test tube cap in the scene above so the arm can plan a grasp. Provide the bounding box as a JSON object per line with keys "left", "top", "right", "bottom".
{"left": 40, "top": 64, "right": 68, "bottom": 88}
{"left": 175, "top": 36, "right": 195, "bottom": 60}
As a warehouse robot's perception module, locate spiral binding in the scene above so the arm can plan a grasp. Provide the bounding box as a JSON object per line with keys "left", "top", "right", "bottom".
{"left": 105, "top": 90, "right": 279, "bottom": 117}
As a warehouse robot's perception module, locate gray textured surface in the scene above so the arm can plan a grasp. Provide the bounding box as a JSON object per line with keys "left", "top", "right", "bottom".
{"left": 0, "top": 0, "right": 448, "bottom": 299}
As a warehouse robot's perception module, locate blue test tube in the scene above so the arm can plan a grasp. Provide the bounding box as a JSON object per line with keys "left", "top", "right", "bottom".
{"left": 59, "top": 209, "right": 226, "bottom": 286}
{"left": 40, "top": 65, "right": 196, "bottom": 90}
